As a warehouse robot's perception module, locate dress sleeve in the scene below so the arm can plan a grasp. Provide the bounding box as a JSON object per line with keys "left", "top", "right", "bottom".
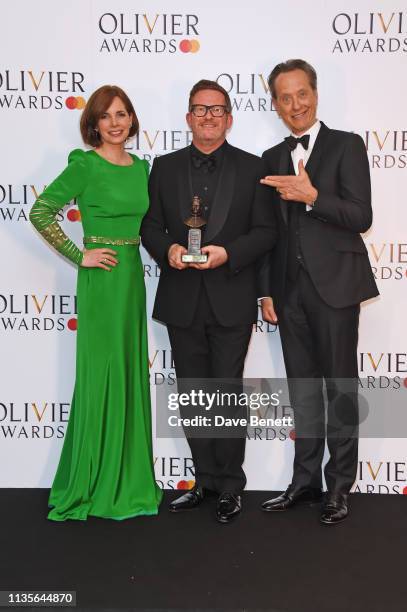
{"left": 29, "top": 149, "right": 90, "bottom": 265}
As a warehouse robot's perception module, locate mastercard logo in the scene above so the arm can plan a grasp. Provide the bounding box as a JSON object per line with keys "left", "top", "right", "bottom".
{"left": 289, "top": 429, "right": 296, "bottom": 441}
{"left": 177, "top": 479, "right": 195, "bottom": 490}
{"left": 65, "top": 96, "right": 86, "bottom": 110}
{"left": 67, "top": 209, "right": 81, "bottom": 222}
{"left": 67, "top": 318, "right": 77, "bottom": 331}
{"left": 179, "top": 39, "right": 200, "bottom": 53}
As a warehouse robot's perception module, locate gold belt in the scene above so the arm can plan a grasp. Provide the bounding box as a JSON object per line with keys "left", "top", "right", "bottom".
{"left": 83, "top": 236, "right": 140, "bottom": 246}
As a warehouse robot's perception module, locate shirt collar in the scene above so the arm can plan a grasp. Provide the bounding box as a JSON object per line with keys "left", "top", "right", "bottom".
{"left": 190, "top": 140, "right": 227, "bottom": 160}
{"left": 290, "top": 120, "right": 321, "bottom": 140}
{"left": 289, "top": 120, "right": 321, "bottom": 155}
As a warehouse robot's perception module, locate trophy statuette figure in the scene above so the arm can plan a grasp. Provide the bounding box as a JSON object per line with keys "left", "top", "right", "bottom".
{"left": 181, "top": 195, "right": 208, "bottom": 263}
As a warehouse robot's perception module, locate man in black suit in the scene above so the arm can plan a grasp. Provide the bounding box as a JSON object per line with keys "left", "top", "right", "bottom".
{"left": 258, "top": 59, "right": 378, "bottom": 524}
{"left": 141, "top": 79, "right": 275, "bottom": 523}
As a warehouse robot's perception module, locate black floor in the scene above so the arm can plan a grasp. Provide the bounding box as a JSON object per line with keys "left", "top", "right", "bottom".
{"left": 0, "top": 490, "right": 406, "bottom": 612}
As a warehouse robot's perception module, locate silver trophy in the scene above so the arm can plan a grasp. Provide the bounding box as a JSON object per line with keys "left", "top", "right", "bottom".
{"left": 181, "top": 195, "right": 208, "bottom": 263}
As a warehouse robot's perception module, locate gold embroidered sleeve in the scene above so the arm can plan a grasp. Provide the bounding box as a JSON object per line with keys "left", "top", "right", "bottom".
{"left": 29, "top": 149, "right": 90, "bottom": 266}
{"left": 30, "top": 197, "right": 83, "bottom": 265}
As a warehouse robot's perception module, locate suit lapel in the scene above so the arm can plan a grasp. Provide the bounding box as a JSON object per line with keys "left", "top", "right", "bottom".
{"left": 277, "top": 122, "right": 330, "bottom": 224}
{"left": 303, "top": 121, "right": 329, "bottom": 182}
{"left": 204, "top": 143, "right": 236, "bottom": 243}
{"left": 177, "top": 147, "right": 193, "bottom": 222}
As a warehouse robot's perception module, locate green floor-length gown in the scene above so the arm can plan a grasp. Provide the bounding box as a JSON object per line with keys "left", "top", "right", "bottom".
{"left": 30, "top": 149, "right": 162, "bottom": 520}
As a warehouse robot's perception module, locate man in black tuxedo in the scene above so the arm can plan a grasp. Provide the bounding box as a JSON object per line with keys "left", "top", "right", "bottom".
{"left": 141, "top": 79, "right": 275, "bottom": 523}
{"left": 258, "top": 59, "right": 378, "bottom": 524}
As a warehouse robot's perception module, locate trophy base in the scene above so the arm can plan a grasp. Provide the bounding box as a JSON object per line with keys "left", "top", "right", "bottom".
{"left": 181, "top": 254, "right": 208, "bottom": 263}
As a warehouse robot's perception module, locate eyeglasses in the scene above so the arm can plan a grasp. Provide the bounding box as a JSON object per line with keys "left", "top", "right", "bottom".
{"left": 190, "top": 104, "right": 228, "bottom": 117}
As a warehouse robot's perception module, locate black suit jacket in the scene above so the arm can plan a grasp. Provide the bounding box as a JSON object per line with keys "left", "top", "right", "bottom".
{"left": 258, "top": 122, "right": 379, "bottom": 309}
{"left": 140, "top": 142, "right": 276, "bottom": 327}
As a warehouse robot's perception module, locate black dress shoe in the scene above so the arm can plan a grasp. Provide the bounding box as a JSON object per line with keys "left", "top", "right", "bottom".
{"left": 169, "top": 487, "right": 203, "bottom": 512}
{"left": 262, "top": 486, "right": 323, "bottom": 511}
{"left": 320, "top": 493, "right": 348, "bottom": 525}
{"left": 216, "top": 492, "right": 241, "bottom": 523}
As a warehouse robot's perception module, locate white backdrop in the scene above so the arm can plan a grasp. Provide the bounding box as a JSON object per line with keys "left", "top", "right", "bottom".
{"left": 1, "top": 0, "right": 406, "bottom": 493}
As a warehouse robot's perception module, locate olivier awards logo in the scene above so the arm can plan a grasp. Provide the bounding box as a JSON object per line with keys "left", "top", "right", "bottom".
{"left": 362, "top": 130, "right": 407, "bottom": 169}
{"left": 246, "top": 403, "right": 293, "bottom": 442}
{"left": 215, "top": 73, "right": 275, "bottom": 112}
{"left": 367, "top": 242, "right": 407, "bottom": 281}
{"left": 353, "top": 460, "right": 407, "bottom": 494}
{"left": 0, "top": 70, "right": 86, "bottom": 110}
{"left": 0, "top": 401, "right": 70, "bottom": 440}
{"left": 359, "top": 351, "right": 407, "bottom": 379}
{"left": 148, "top": 348, "right": 175, "bottom": 386}
{"left": 331, "top": 11, "right": 407, "bottom": 53}
{"left": 127, "top": 128, "right": 193, "bottom": 162}
{"left": 98, "top": 12, "right": 200, "bottom": 54}
{"left": 0, "top": 184, "right": 82, "bottom": 224}
{"left": 0, "top": 184, "right": 47, "bottom": 223}
{"left": 153, "top": 455, "right": 195, "bottom": 489}
{"left": 0, "top": 294, "right": 78, "bottom": 332}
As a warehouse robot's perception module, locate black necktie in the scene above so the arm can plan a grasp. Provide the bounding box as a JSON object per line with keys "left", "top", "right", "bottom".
{"left": 191, "top": 152, "right": 216, "bottom": 173}
{"left": 284, "top": 134, "right": 310, "bottom": 151}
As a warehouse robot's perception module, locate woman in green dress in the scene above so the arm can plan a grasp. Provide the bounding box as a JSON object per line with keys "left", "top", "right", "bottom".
{"left": 30, "top": 85, "right": 162, "bottom": 521}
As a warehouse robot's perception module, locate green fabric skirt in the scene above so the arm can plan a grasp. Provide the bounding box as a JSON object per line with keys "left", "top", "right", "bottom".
{"left": 48, "top": 244, "right": 162, "bottom": 520}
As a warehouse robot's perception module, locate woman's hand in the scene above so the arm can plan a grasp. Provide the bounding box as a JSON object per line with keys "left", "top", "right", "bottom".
{"left": 81, "top": 248, "right": 118, "bottom": 271}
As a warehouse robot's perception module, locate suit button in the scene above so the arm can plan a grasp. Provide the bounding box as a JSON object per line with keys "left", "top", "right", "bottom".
{"left": 204, "top": 206, "right": 208, "bottom": 211}
{"left": 296, "top": 255, "right": 302, "bottom": 261}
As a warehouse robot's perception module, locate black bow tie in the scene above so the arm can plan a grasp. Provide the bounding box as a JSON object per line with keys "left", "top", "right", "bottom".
{"left": 191, "top": 151, "right": 216, "bottom": 173}
{"left": 285, "top": 134, "right": 310, "bottom": 151}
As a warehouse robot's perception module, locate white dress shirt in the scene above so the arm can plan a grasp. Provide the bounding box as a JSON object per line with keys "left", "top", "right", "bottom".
{"left": 290, "top": 119, "right": 321, "bottom": 210}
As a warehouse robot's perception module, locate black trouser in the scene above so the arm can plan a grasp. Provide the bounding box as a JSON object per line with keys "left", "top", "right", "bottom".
{"left": 277, "top": 268, "right": 360, "bottom": 495}
{"left": 167, "top": 283, "right": 252, "bottom": 494}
